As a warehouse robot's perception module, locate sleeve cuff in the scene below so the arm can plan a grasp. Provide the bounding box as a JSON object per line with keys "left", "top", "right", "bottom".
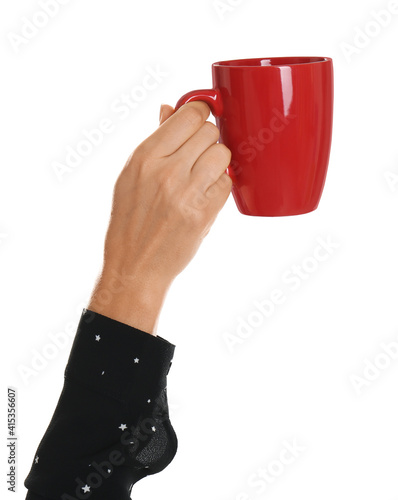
{"left": 64, "top": 308, "right": 176, "bottom": 404}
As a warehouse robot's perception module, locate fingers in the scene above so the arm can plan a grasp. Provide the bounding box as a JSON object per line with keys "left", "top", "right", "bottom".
{"left": 190, "top": 142, "right": 232, "bottom": 192}
{"left": 171, "top": 121, "right": 220, "bottom": 170}
{"left": 185, "top": 170, "right": 233, "bottom": 222}
{"left": 206, "top": 172, "right": 233, "bottom": 212}
{"left": 139, "top": 101, "right": 211, "bottom": 158}
{"left": 159, "top": 104, "right": 175, "bottom": 126}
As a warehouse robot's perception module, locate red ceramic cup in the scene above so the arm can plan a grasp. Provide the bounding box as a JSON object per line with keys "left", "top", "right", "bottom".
{"left": 175, "top": 57, "right": 334, "bottom": 217}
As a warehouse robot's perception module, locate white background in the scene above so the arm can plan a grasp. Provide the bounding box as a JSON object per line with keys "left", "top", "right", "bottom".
{"left": 1, "top": 0, "right": 398, "bottom": 499}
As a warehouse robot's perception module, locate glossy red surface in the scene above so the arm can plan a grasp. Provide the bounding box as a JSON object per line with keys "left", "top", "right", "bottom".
{"left": 175, "top": 57, "right": 334, "bottom": 217}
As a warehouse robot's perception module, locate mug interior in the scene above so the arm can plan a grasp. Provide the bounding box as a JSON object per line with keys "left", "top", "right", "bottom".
{"left": 214, "top": 57, "right": 329, "bottom": 67}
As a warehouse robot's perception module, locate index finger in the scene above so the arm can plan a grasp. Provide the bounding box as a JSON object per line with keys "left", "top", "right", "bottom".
{"left": 139, "top": 101, "right": 211, "bottom": 158}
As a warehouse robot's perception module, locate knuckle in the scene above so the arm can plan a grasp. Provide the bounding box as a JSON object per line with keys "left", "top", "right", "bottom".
{"left": 215, "top": 143, "right": 232, "bottom": 162}
{"left": 130, "top": 145, "right": 151, "bottom": 169}
{"left": 206, "top": 183, "right": 219, "bottom": 199}
{"left": 184, "top": 206, "right": 204, "bottom": 226}
{"left": 204, "top": 143, "right": 231, "bottom": 167}
{"left": 132, "top": 143, "right": 146, "bottom": 160}
{"left": 180, "top": 104, "right": 205, "bottom": 127}
{"left": 178, "top": 189, "right": 208, "bottom": 224}
{"left": 203, "top": 121, "right": 220, "bottom": 141}
{"left": 207, "top": 174, "right": 232, "bottom": 201}
{"left": 159, "top": 170, "right": 177, "bottom": 194}
{"left": 220, "top": 172, "right": 233, "bottom": 190}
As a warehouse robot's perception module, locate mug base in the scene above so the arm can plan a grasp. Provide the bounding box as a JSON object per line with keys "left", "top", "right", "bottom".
{"left": 236, "top": 205, "right": 319, "bottom": 217}
{"left": 231, "top": 183, "right": 322, "bottom": 217}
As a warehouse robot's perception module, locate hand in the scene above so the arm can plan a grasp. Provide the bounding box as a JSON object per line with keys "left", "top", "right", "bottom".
{"left": 87, "top": 102, "right": 232, "bottom": 334}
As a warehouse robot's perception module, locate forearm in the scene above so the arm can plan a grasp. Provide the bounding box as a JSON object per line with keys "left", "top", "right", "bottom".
{"left": 86, "top": 267, "right": 172, "bottom": 336}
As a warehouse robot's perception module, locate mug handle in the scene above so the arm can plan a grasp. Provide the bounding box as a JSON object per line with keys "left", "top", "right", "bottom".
{"left": 175, "top": 89, "right": 223, "bottom": 117}
{"left": 175, "top": 88, "right": 239, "bottom": 185}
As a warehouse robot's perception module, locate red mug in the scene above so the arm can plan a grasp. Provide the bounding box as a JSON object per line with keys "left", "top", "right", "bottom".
{"left": 175, "top": 57, "right": 334, "bottom": 217}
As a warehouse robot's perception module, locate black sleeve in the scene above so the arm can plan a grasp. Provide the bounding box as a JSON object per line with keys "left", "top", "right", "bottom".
{"left": 24, "top": 308, "right": 177, "bottom": 500}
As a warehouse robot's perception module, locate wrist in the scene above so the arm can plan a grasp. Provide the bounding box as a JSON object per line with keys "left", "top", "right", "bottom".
{"left": 87, "top": 267, "right": 172, "bottom": 335}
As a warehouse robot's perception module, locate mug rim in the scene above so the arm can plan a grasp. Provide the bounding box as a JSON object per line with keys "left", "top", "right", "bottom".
{"left": 213, "top": 56, "right": 332, "bottom": 68}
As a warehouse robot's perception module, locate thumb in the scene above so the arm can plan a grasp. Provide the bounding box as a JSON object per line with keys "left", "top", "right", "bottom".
{"left": 159, "top": 104, "right": 175, "bottom": 125}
